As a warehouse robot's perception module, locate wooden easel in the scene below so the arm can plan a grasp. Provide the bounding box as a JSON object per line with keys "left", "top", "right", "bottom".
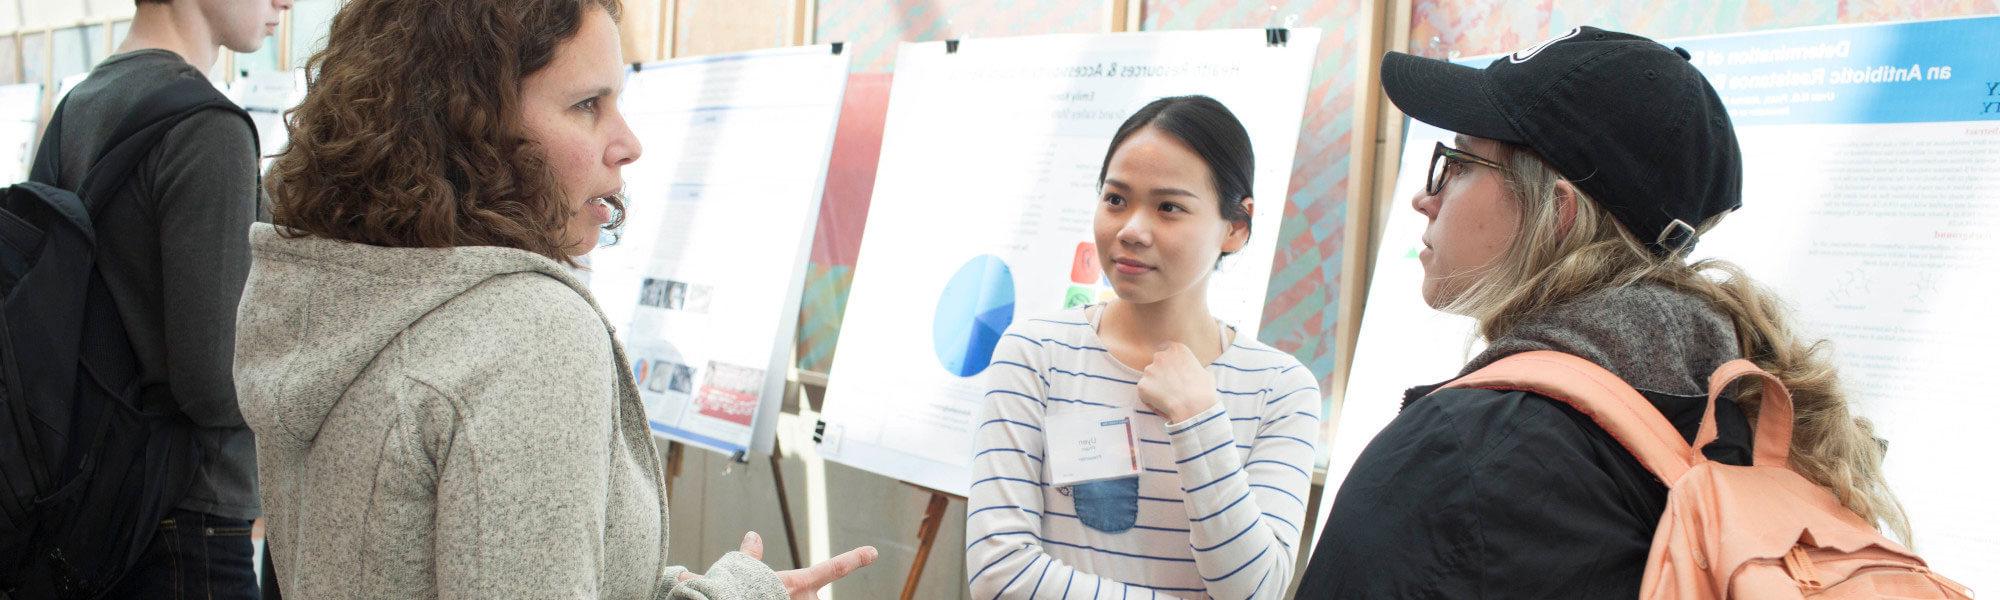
{"left": 657, "top": 358, "right": 822, "bottom": 570}
{"left": 899, "top": 485, "right": 962, "bottom": 600}
{"left": 793, "top": 366, "right": 967, "bottom": 598}
{"left": 659, "top": 437, "right": 806, "bottom": 570}
{"left": 767, "top": 435, "right": 804, "bottom": 568}
{"left": 663, "top": 440, "right": 685, "bottom": 497}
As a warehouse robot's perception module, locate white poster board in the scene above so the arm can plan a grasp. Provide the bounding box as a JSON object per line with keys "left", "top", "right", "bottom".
{"left": 0, "top": 84, "right": 44, "bottom": 186}
{"left": 587, "top": 46, "right": 849, "bottom": 457}
{"left": 816, "top": 29, "right": 1321, "bottom": 495}
{"left": 1314, "top": 16, "right": 2000, "bottom": 590}
{"left": 227, "top": 69, "right": 307, "bottom": 172}
{"left": 54, "top": 73, "right": 87, "bottom": 105}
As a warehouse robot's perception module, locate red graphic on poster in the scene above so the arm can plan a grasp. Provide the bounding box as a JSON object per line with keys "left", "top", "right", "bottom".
{"left": 1070, "top": 242, "right": 1100, "bottom": 284}
{"left": 695, "top": 362, "right": 763, "bottom": 426}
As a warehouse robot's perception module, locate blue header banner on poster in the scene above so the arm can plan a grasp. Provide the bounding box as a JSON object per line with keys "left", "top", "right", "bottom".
{"left": 1677, "top": 15, "right": 2000, "bottom": 126}
{"left": 1450, "top": 16, "right": 2000, "bottom": 127}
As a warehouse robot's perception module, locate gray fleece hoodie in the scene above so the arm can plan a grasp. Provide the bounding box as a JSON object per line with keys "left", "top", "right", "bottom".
{"left": 234, "top": 223, "right": 783, "bottom": 599}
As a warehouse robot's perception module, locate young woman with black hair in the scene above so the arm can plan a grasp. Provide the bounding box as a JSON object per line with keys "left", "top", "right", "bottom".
{"left": 965, "top": 95, "right": 1319, "bottom": 599}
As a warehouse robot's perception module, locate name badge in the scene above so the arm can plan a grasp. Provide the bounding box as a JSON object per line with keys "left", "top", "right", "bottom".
{"left": 1046, "top": 407, "right": 1143, "bottom": 487}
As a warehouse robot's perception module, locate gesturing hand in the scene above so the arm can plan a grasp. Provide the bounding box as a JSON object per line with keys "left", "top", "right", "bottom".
{"left": 1135, "top": 342, "right": 1218, "bottom": 424}
{"left": 679, "top": 531, "right": 879, "bottom": 600}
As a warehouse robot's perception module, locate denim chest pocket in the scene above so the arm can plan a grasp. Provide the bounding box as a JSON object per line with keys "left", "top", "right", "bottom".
{"left": 1067, "top": 476, "right": 1140, "bottom": 533}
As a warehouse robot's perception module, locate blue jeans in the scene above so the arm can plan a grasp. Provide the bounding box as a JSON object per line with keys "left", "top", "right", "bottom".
{"left": 103, "top": 509, "right": 260, "bottom": 600}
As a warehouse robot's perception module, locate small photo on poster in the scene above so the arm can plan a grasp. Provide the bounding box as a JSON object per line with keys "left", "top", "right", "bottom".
{"left": 645, "top": 360, "right": 674, "bottom": 393}
{"left": 628, "top": 342, "right": 694, "bottom": 428}
{"left": 665, "top": 281, "right": 688, "bottom": 309}
{"left": 638, "top": 277, "right": 712, "bottom": 314}
{"left": 682, "top": 283, "right": 714, "bottom": 313}
{"left": 694, "top": 361, "right": 763, "bottom": 426}
{"left": 638, "top": 278, "right": 673, "bottom": 309}
{"left": 667, "top": 363, "right": 695, "bottom": 394}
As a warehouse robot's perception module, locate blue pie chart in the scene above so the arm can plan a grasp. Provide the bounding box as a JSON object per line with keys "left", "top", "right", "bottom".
{"left": 933, "top": 255, "right": 1016, "bottom": 378}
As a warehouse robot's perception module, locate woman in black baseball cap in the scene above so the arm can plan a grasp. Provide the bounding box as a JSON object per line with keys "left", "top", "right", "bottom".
{"left": 1298, "top": 27, "right": 1908, "bottom": 597}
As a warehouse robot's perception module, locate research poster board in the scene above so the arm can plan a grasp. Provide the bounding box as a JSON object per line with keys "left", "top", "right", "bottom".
{"left": 588, "top": 46, "right": 850, "bottom": 457}
{"left": 1314, "top": 16, "right": 1999, "bottom": 589}
{"left": 816, "top": 29, "right": 1321, "bottom": 496}
{"left": 0, "top": 83, "right": 43, "bottom": 186}
{"left": 227, "top": 69, "right": 307, "bottom": 172}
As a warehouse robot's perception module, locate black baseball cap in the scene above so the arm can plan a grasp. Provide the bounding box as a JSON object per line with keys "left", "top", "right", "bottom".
{"left": 1380, "top": 26, "right": 1742, "bottom": 256}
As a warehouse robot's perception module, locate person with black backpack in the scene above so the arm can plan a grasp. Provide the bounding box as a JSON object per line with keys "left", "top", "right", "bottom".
{"left": 0, "top": 0, "right": 292, "bottom": 598}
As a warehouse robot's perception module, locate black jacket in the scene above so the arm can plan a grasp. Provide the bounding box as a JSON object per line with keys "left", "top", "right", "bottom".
{"left": 1299, "top": 283, "right": 1754, "bottom": 599}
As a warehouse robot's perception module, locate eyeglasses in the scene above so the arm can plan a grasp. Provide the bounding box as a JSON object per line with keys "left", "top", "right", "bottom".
{"left": 1426, "top": 141, "right": 1508, "bottom": 196}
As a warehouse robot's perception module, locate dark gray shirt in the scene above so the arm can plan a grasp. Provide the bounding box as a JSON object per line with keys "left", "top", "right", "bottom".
{"left": 47, "top": 49, "right": 264, "bottom": 520}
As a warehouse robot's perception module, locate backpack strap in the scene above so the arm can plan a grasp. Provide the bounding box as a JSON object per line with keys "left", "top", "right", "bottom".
{"left": 1699, "top": 360, "right": 1794, "bottom": 469}
{"left": 32, "top": 76, "right": 257, "bottom": 214}
{"left": 1441, "top": 350, "right": 1695, "bottom": 484}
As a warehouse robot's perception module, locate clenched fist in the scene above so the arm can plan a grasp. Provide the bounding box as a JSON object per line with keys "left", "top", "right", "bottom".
{"left": 1135, "top": 342, "right": 1219, "bottom": 424}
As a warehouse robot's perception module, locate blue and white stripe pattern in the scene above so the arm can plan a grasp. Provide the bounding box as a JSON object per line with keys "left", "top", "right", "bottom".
{"left": 967, "top": 307, "right": 1321, "bottom": 599}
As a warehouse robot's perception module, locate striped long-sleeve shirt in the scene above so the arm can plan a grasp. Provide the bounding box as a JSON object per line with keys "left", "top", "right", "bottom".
{"left": 966, "top": 307, "right": 1321, "bottom": 600}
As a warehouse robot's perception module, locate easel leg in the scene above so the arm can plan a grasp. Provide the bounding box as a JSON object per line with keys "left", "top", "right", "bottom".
{"left": 899, "top": 492, "right": 950, "bottom": 600}
{"left": 664, "top": 441, "right": 684, "bottom": 499}
{"left": 769, "top": 438, "right": 804, "bottom": 569}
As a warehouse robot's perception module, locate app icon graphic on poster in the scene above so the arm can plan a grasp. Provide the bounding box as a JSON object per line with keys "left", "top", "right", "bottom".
{"left": 932, "top": 255, "right": 1016, "bottom": 378}
{"left": 1064, "top": 242, "right": 1111, "bottom": 308}
{"left": 695, "top": 361, "right": 763, "bottom": 426}
{"left": 1070, "top": 242, "right": 1101, "bottom": 284}
{"left": 1064, "top": 285, "right": 1094, "bottom": 309}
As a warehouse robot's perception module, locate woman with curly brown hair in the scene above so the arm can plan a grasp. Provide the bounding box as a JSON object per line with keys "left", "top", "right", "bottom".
{"left": 231, "top": 0, "right": 874, "bottom": 597}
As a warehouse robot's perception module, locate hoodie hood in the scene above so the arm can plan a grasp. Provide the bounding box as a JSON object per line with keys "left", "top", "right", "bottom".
{"left": 234, "top": 223, "right": 601, "bottom": 450}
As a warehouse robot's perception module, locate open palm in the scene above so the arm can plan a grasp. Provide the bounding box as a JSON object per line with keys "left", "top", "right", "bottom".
{"left": 681, "top": 532, "right": 878, "bottom": 599}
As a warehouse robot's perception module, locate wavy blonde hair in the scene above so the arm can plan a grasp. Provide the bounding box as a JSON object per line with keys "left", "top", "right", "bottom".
{"left": 1441, "top": 144, "right": 1912, "bottom": 544}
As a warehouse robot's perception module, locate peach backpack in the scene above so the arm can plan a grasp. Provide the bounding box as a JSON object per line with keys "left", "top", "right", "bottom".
{"left": 1445, "top": 351, "right": 1973, "bottom": 599}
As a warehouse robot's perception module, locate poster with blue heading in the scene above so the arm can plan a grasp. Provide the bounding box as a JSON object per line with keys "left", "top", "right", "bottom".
{"left": 1320, "top": 16, "right": 1998, "bottom": 591}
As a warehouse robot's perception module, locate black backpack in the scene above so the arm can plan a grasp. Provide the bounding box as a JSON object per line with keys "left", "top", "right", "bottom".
{"left": 0, "top": 77, "right": 255, "bottom": 598}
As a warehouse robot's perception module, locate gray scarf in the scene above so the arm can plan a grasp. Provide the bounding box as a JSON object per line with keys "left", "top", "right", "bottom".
{"left": 1459, "top": 281, "right": 1742, "bottom": 399}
